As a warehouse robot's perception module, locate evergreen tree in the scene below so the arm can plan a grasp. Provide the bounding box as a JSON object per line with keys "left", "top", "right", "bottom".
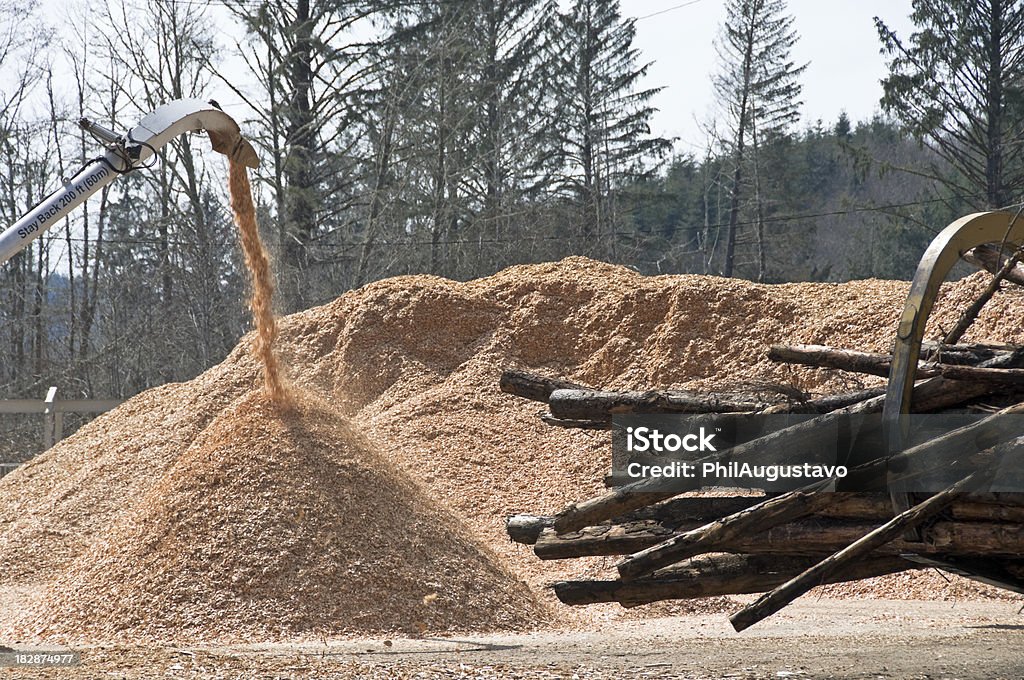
{"left": 713, "top": 0, "right": 805, "bottom": 279}
{"left": 551, "top": 0, "right": 671, "bottom": 251}
{"left": 466, "top": 0, "right": 559, "bottom": 254}
{"left": 876, "top": 0, "right": 1024, "bottom": 209}
{"left": 365, "top": 0, "right": 559, "bottom": 278}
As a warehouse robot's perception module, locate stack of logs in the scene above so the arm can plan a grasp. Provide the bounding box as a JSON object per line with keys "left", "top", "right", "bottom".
{"left": 502, "top": 339, "right": 1024, "bottom": 631}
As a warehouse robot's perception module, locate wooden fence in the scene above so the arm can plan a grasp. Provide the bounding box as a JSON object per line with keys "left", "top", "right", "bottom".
{"left": 0, "top": 387, "right": 123, "bottom": 477}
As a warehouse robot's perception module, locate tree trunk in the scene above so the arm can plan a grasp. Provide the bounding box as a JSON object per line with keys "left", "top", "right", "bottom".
{"left": 535, "top": 517, "right": 1024, "bottom": 560}
{"left": 281, "top": 0, "right": 317, "bottom": 311}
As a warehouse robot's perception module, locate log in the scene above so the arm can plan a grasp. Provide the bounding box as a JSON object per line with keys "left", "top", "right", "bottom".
{"left": 540, "top": 413, "right": 610, "bottom": 430}
{"left": 554, "top": 554, "right": 915, "bottom": 607}
{"left": 962, "top": 243, "right": 1024, "bottom": 287}
{"left": 534, "top": 521, "right": 695, "bottom": 559}
{"left": 547, "top": 388, "right": 767, "bottom": 420}
{"left": 499, "top": 370, "right": 589, "bottom": 402}
{"left": 507, "top": 514, "right": 554, "bottom": 544}
{"left": 768, "top": 344, "right": 1016, "bottom": 379}
{"left": 508, "top": 496, "right": 763, "bottom": 545}
{"left": 939, "top": 364, "right": 1024, "bottom": 385}
{"left": 635, "top": 494, "right": 766, "bottom": 524}
{"left": 809, "top": 493, "right": 1024, "bottom": 523}
{"left": 535, "top": 517, "right": 1024, "bottom": 560}
{"left": 509, "top": 493, "right": 1024, "bottom": 546}
{"left": 542, "top": 388, "right": 886, "bottom": 428}
{"left": 616, "top": 484, "right": 835, "bottom": 581}
{"left": 920, "top": 340, "right": 1016, "bottom": 364}
{"left": 761, "top": 387, "right": 886, "bottom": 415}
{"left": 729, "top": 471, "right": 985, "bottom": 631}
{"left": 908, "top": 357, "right": 1024, "bottom": 411}
{"left": 767, "top": 344, "right": 934, "bottom": 379}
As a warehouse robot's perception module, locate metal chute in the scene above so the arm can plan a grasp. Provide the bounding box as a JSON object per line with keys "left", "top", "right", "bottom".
{"left": 0, "top": 98, "right": 258, "bottom": 266}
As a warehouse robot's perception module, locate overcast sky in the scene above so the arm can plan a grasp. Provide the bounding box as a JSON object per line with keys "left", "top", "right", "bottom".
{"left": 623, "top": 0, "right": 917, "bottom": 154}
{"left": 32, "top": 0, "right": 920, "bottom": 156}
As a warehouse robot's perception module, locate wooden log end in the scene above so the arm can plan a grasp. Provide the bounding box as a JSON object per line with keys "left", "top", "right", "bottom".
{"left": 506, "top": 514, "right": 552, "bottom": 545}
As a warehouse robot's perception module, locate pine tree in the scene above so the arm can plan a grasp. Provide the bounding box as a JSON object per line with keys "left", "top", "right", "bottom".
{"left": 551, "top": 0, "right": 671, "bottom": 251}
{"left": 365, "top": 0, "right": 559, "bottom": 278}
{"left": 876, "top": 0, "right": 1024, "bottom": 209}
{"left": 713, "top": 0, "right": 805, "bottom": 278}
{"left": 467, "top": 0, "right": 558, "bottom": 246}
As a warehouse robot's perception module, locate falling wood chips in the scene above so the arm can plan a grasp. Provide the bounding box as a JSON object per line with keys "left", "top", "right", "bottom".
{"left": 1, "top": 258, "right": 1023, "bottom": 642}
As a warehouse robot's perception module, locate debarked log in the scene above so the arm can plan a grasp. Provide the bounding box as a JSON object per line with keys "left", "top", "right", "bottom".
{"left": 553, "top": 554, "right": 915, "bottom": 607}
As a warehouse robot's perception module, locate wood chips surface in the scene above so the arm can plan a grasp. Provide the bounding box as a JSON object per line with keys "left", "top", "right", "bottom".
{"left": 2, "top": 257, "right": 1022, "bottom": 642}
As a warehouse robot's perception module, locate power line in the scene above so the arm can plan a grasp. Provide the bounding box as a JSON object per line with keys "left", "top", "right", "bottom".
{"left": 33, "top": 193, "right": 969, "bottom": 252}
{"left": 636, "top": 0, "right": 705, "bottom": 22}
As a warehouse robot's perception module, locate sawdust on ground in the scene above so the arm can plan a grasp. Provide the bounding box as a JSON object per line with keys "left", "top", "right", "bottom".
{"left": 1, "top": 258, "right": 1022, "bottom": 642}
{"left": 4, "top": 392, "right": 542, "bottom": 643}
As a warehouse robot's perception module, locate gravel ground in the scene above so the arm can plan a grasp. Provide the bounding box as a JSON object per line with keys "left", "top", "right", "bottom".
{"left": 4, "top": 599, "right": 1024, "bottom": 679}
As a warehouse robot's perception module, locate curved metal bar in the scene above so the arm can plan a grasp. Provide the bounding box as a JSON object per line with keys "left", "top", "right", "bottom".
{"left": 125, "top": 99, "right": 259, "bottom": 169}
{"left": 883, "top": 210, "right": 1024, "bottom": 439}
{"left": 883, "top": 210, "right": 1024, "bottom": 525}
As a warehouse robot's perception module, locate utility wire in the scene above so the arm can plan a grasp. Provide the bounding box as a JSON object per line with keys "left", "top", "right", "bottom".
{"left": 38, "top": 194, "right": 970, "bottom": 251}
{"left": 636, "top": 0, "right": 705, "bottom": 21}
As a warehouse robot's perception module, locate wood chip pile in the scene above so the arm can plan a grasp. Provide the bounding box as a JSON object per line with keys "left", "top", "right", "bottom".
{"left": 2, "top": 392, "right": 541, "bottom": 642}
{"left": 1, "top": 257, "right": 1023, "bottom": 642}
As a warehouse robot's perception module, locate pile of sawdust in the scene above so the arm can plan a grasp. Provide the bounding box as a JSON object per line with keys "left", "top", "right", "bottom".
{"left": 2, "top": 257, "right": 1023, "bottom": 641}
{"left": 5, "top": 392, "right": 542, "bottom": 642}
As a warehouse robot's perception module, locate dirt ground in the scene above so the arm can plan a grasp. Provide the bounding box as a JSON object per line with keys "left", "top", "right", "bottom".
{"left": 3, "top": 599, "right": 1023, "bottom": 679}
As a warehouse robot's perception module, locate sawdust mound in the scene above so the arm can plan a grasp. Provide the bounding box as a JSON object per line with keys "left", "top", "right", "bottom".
{"left": 0, "top": 361, "right": 257, "bottom": 584}
{"left": 9, "top": 392, "right": 543, "bottom": 642}
{"left": 2, "top": 257, "right": 1023, "bottom": 638}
